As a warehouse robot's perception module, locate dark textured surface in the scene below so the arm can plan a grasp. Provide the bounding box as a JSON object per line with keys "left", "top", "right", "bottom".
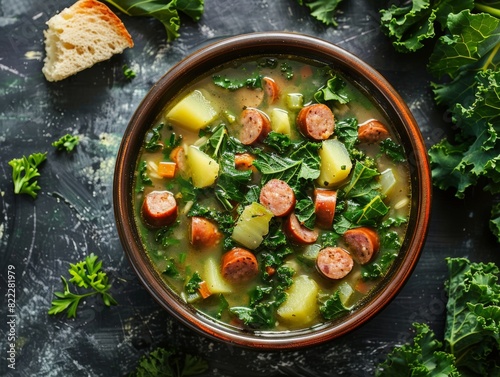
{"left": 1, "top": 0, "right": 499, "bottom": 376}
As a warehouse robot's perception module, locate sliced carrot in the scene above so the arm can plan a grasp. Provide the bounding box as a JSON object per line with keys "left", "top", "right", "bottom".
{"left": 300, "top": 65, "right": 313, "bottom": 79}
{"left": 198, "top": 280, "right": 212, "bottom": 299}
{"left": 355, "top": 279, "right": 372, "bottom": 295}
{"left": 157, "top": 161, "right": 176, "bottom": 178}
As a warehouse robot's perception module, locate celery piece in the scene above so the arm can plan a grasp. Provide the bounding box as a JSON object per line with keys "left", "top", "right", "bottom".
{"left": 187, "top": 146, "right": 219, "bottom": 188}
{"left": 204, "top": 257, "right": 232, "bottom": 293}
{"left": 286, "top": 93, "right": 304, "bottom": 110}
{"left": 270, "top": 108, "right": 291, "bottom": 135}
{"left": 380, "top": 168, "right": 396, "bottom": 196}
{"left": 231, "top": 202, "right": 273, "bottom": 249}
{"left": 337, "top": 281, "right": 354, "bottom": 306}
{"left": 317, "top": 139, "right": 352, "bottom": 188}
{"left": 166, "top": 90, "right": 218, "bottom": 131}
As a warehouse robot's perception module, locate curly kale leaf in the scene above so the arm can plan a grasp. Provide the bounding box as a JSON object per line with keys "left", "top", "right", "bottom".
{"left": 295, "top": 0, "right": 344, "bottom": 27}
{"left": 444, "top": 258, "right": 500, "bottom": 376}
{"left": 52, "top": 134, "right": 79, "bottom": 152}
{"left": 375, "top": 323, "right": 460, "bottom": 376}
{"left": 379, "top": 0, "right": 474, "bottom": 53}
{"left": 130, "top": 347, "right": 208, "bottom": 377}
{"left": 428, "top": 69, "right": 500, "bottom": 199}
{"left": 103, "top": 0, "right": 204, "bottom": 42}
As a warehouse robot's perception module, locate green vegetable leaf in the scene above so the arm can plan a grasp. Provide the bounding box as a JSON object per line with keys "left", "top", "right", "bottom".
{"left": 379, "top": 0, "right": 474, "bottom": 53}
{"left": 379, "top": 138, "right": 406, "bottom": 163}
{"left": 9, "top": 152, "right": 47, "bottom": 199}
{"left": 185, "top": 272, "right": 203, "bottom": 294}
{"left": 48, "top": 253, "right": 117, "bottom": 318}
{"left": 122, "top": 64, "right": 136, "bottom": 79}
{"left": 296, "top": 0, "right": 344, "bottom": 27}
{"left": 103, "top": 0, "right": 204, "bottom": 42}
{"left": 144, "top": 123, "right": 164, "bottom": 152}
{"left": 129, "top": 347, "right": 208, "bottom": 377}
{"left": 314, "top": 74, "right": 351, "bottom": 104}
{"left": 428, "top": 10, "right": 500, "bottom": 82}
{"left": 319, "top": 290, "right": 350, "bottom": 320}
{"left": 334, "top": 117, "right": 358, "bottom": 152}
{"left": 343, "top": 161, "right": 381, "bottom": 202}
{"left": 294, "top": 198, "right": 316, "bottom": 230}
{"left": 444, "top": 257, "right": 500, "bottom": 375}
{"left": 429, "top": 69, "right": 500, "bottom": 200}
{"left": 375, "top": 323, "right": 460, "bottom": 376}
{"left": 212, "top": 72, "right": 263, "bottom": 90}
{"left": 52, "top": 134, "right": 79, "bottom": 152}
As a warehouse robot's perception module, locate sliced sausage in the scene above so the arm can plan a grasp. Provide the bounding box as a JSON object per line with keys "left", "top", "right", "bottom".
{"left": 190, "top": 216, "right": 222, "bottom": 248}
{"left": 343, "top": 227, "right": 380, "bottom": 265}
{"left": 234, "top": 152, "right": 257, "bottom": 173}
{"left": 221, "top": 247, "right": 259, "bottom": 283}
{"left": 316, "top": 247, "right": 354, "bottom": 280}
{"left": 141, "top": 190, "right": 178, "bottom": 228}
{"left": 263, "top": 77, "right": 279, "bottom": 104}
{"left": 314, "top": 188, "right": 337, "bottom": 229}
{"left": 358, "top": 119, "right": 390, "bottom": 143}
{"left": 239, "top": 108, "right": 271, "bottom": 145}
{"left": 297, "top": 104, "right": 335, "bottom": 140}
{"left": 259, "top": 179, "right": 296, "bottom": 217}
{"left": 169, "top": 146, "right": 187, "bottom": 174}
{"left": 284, "top": 213, "right": 319, "bottom": 245}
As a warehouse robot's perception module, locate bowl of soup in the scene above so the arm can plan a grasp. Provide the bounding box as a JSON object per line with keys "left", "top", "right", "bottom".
{"left": 113, "top": 32, "right": 431, "bottom": 349}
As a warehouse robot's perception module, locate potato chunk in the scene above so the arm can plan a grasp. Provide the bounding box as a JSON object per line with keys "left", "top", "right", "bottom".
{"left": 270, "top": 108, "right": 291, "bottom": 136}
{"left": 277, "top": 275, "right": 319, "bottom": 325}
{"left": 317, "top": 138, "right": 352, "bottom": 188}
{"left": 231, "top": 202, "right": 273, "bottom": 250}
{"left": 187, "top": 146, "right": 219, "bottom": 188}
{"left": 166, "top": 90, "right": 218, "bottom": 131}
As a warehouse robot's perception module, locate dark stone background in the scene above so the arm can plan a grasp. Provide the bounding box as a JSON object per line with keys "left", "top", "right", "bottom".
{"left": 1, "top": 0, "right": 499, "bottom": 375}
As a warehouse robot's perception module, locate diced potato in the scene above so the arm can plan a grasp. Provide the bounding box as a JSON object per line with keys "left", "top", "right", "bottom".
{"left": 380, "top": 168, "right": 396, "bottom": 195}
{"left": 204, "top": 257, "right": 232, "bottom": 294}
{"left": 166, "top": 90, "right": 218, "bottom": 132}
{"left": 270, "top": 108, "right": 291, "bottom": 135}
{"left": 277, "top": 275, "right": 319, "bottom": 325}
{"left": 317, "top": 139, "right": 352, "bottom": 188}
{"left": 231, "top": 202, "right": 273, "bottom": 250}
{"left": 187, "top": 146, "right": 219, "bottom": 188}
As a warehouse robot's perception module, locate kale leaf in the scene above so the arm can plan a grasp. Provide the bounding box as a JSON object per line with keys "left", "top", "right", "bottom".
{"left": 295, "top": 0, "right": 345, "bottom": 27}
{"left": 103, "top": 0, "right": 204, "bottom": 42}
{"left": 375, "top": 323, "right": 460, "bottom": 376}
{"left": 376, "top": 258, "right": 500, "bottom": 376}
{"left": 379, "top": 0, "right": 474, "bottom": 53}
{"left": 52, "top": 134, "right": 79, "bottom": 152}
{"left": 129, "top": 347, "right": 208, "bottom": 377}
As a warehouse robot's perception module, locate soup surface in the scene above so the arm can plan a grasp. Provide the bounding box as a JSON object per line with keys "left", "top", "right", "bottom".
{"left": 134, "top": 55, "right": 410, "bottom": 331}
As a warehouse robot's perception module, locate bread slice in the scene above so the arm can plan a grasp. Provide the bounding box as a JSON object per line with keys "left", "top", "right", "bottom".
{"left": 42, "top": 0, "right": 134, "bottom": 82}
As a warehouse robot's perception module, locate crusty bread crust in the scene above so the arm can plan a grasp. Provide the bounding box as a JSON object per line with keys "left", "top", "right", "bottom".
{"left": 42, "top": 0, "right": 134, "bottom": 82}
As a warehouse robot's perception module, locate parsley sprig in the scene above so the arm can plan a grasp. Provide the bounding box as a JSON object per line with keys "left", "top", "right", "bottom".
{"left": 48, "top": 253, "right": 117, "bottom": 318}
{"left": 9, "top": 152, "right": 47, "bottom": 198}
{"left": 52, "top": 134, "right": 79, "bottom": 152}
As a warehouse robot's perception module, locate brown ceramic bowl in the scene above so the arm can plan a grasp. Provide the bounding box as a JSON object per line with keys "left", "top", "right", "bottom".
{"left": 113, "top": 32, "right": 431, "bottom": 349}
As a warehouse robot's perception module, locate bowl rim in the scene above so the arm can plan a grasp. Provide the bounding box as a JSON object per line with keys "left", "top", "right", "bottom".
{"left": 113, "top": 31, "right": 432, "bottom": 350}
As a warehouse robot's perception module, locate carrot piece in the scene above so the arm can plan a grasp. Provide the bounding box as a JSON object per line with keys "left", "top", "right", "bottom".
{"left": 157, "top": 161, "right": 176, "bottom": 178}
{"left": 300, "top": 65, "right": 313, "bottom": 79}
{"left": 198, "top": 280, "right": 212, "bottom": 299}
{"left": 355, "top": 279, "right": 372, "bottom": 295}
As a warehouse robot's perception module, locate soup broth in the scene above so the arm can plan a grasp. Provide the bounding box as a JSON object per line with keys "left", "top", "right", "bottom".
{"left": 134, "top": 55, "right": 411, "bottom": 331}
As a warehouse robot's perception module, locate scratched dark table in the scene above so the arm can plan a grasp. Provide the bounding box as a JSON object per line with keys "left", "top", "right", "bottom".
{"left": 1, "top": 0, "right": 499, "bottom": 376}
